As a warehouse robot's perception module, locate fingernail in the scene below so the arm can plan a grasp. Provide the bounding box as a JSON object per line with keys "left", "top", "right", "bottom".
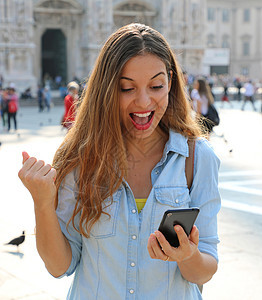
{"left": 154, "top": 231, "right": 160, "bottom": 237}
{"left": 175, "top": 226, "right": 180, "bottom": 232}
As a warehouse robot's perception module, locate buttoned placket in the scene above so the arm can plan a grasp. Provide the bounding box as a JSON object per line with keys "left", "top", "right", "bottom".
{"left": 124, "top": 184, "right": 139, "bottom": 298}
{"left": 123, "top": 152, "right": 168, "bottom": 299}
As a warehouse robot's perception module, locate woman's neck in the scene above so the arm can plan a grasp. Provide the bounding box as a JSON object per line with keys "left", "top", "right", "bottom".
{"left": 125, "top": 127, "right": 168, "bottom": 160}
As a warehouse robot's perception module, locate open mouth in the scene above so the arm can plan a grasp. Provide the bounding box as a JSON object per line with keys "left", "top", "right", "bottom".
{"left": 129, "top": 111, "right": 155, "bottom": 130}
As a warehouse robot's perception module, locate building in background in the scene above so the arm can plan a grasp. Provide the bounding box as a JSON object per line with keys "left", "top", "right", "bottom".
{"left": 206, "top": 0, "right": 262, "bottom": 80}
{"left": 0, "top": 0, "right": 261, "bottom": 93}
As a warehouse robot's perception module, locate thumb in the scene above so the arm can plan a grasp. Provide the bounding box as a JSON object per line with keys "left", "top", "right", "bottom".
{"left": 22, "top": 151, "right": 30, "bottom": 164}
{"left": 189, "top": 225, "right": 199, "bottom": 245}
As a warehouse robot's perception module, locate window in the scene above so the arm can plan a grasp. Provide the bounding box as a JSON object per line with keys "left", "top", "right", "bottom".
{"left": 222, "top": 35, "right": 230, "bottom": 48}
{"left": 243, "top": 41, "right": 250, "bottom": 56}
{"left": 207, "top": 7, "right": 215, "bottom": 21}
{"left": 207, "top": 34, "right": 216, "bottom": 47}
{"left": 243, "top": 9, "right": 250, "bottom": 22}
{"left": 222, "top": 9, "right": 229, "bottom": 22}
{"left": 192, "top": 3, "right": 198, "bottom": 21}
{"left": 241, "top": 67, "right": 249, "bottom": 76}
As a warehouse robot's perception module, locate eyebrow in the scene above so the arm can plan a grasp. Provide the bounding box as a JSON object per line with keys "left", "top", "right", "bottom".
{"left": 120, "top": 71, "right": 165, "bottom": 81}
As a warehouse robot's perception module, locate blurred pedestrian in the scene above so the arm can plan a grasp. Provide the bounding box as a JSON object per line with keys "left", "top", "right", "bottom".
{"left": 61, "top": 81, "right": 79, "bottom": 130}
{"left": 242, "top": 80, "right": 256, "bottom": 111}
{"left": 37, "top": 85, "right": 44, "bottom": 112}
{"left": 20, "top": 87, "right": 32, "bottom": 100}
{"left": 0, "top": 88, "right": 3, "bottom": 126}
{"left": 221, "top": 82, "right": 233, "bottom": 108}
{"left": 191, "top": 78, "right": 218, "bottom": 137}
{"left": 55, "top": 75, "right": 62, "bottom": 88}
{"left": 1, "top": 88, "right": 9, "bottom": 129}
{"left": 43, "top": 86, "right": 51, "bottom": 112}
{"left": 18, "top": 23, "right": 220, "bottom": 300}
{"left": 234, "top": 77, "right": 242, "bottom": 101}
{"left": 6, "top": 86, "right": 19, "bottom": 131}
{"left": 0, "top": 74, "right": 4, "bottom": 89}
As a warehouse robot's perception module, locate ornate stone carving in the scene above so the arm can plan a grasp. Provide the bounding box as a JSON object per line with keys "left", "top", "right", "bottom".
{"left": 16, "top": 0, "right": 25, "bottom": 21}
{"left": 13, "top": 49, "right": 28, "bottom": 72}
{"left": 34, "top": 13, "right": 70, "bottom": 26}
{"left": 114, "top": 2, "right": 156, "bottom": 28}
{"left": 1, "top": 30, "right": 10, "bottom": 43}
{"left": 120, "top": 3, "right": 151, "bottom": 12}
{"left": 10, "top": 28, "right": 28, "bottom": 43}
{"left": 41, "top": 0, "right": 73, "bottom": 9}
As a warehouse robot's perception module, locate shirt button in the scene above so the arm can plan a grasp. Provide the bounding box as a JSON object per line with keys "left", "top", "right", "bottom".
{"left": 155, "top": 170, "right": 159, "bottom": 174}
{"left": 175, "top": 199, "right": 179, "bottom": 204}
{"left": 131, "top": 209, "right": 136, "bottom": 214}
{"left": 132, "top": 235, "right": 137, "bottom": 240}
{"left": 130, "top": 262, "right": 136, "bottom": 267}
{"left": 129, "top": 289, "right": 135, "bottom": 294}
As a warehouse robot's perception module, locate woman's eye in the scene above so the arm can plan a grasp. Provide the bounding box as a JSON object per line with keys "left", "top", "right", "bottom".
{"left": 121, "top": 88, "right": 134, "bottom": 92}
{"left": 152, "top": 85, "right": 164, "bottom": 90}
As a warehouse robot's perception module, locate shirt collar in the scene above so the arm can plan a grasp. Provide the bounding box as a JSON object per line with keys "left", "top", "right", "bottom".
{"left": 163, "top": 130, "right": 189, "bottom": 158}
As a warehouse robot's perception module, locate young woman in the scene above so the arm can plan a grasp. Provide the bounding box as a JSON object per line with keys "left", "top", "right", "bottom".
{"left": 191, "top": 78, "right": 216, "bottom": 136}
{"left": 61, "top": 81, "right": 79, "bottom": 130}
{"left": 18, "top": 23, "right": 221, "bottom": 299}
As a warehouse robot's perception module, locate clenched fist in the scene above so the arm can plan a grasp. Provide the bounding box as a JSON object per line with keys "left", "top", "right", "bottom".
{"left": 18, "top": 151, "right": 57, "bottom": 211}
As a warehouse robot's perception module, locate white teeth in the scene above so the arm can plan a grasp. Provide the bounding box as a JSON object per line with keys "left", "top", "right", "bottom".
{"left": 133, "top": 112, "right": 151, "bottom": 117}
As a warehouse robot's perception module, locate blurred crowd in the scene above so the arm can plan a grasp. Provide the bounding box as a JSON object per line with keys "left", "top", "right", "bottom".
{"left": 184, "top": 72, "right": 262, "bottom": 103}
{"left": 0, "top": 71, "right": 261, "bottom": 136}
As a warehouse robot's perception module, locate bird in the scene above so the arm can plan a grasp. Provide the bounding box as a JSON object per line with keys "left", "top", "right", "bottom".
{"left": 5, "top": 231, "right": 25, "bottom": 251}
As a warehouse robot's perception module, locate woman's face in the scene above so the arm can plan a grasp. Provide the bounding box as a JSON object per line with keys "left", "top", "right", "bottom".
{"left": 193, "top": 80, "right": 199, "bottom": 90}
{"left": 119, "top": 54, "right": 171, "bottom": 140}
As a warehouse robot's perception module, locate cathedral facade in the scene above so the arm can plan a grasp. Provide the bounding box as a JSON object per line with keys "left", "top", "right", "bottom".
{"left": 0, "top": 0, "right": 261, "bottom": 92}
{"left": 0, "top": 0, "right": 206, "bottom": 92}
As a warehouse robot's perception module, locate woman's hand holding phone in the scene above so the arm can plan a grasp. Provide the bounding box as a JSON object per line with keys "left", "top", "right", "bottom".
{"left": 147, "top": 224, "right": 199, "bottom": 263}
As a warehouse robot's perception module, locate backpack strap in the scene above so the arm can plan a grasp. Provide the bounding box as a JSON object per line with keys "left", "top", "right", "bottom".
{"left": 185, "top": 138, "right": 195, "bottom": 190}
{"left": 185, "top": 138, "right": 203, "bottom": 294}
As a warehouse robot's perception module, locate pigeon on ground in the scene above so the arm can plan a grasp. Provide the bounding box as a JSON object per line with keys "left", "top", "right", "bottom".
{"left": 5, "top": 231, "right": 25, "bottom": 251}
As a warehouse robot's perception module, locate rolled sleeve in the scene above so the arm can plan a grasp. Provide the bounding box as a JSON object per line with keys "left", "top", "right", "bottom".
{"left": 190, "top": 138, "right": 221, "bottom": 262}
{"left": 55, "top": 170, "right": 82, "bottom": 277}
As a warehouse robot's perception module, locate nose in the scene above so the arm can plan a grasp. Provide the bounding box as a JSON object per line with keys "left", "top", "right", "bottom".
{"left": 135, "top": 88, "right": 151, "bottom": 108}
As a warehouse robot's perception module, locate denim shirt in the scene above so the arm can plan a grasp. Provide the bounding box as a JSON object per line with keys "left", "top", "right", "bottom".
{"left": 56, "top": 130, "right": 221, "bottom": 300}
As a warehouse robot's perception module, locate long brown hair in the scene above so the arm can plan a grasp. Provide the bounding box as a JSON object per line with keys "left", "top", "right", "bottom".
{"left": 53, "top": 23, "right": 201, "bottom": 237}
{"left": 197, "top": 78, "right": 214, "bottom": 105}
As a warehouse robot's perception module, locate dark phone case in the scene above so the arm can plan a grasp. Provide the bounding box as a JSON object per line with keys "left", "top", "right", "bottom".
{"left": 158, "top": 208, "right": 200, "bottom": 248}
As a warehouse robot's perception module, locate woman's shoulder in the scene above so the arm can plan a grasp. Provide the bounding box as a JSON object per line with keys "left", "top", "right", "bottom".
{"left": 64, "top": 94, "right": 73, "bottom": 101}
{"left": 60, "top": 167, "right": 79, "bottom": 189}
{"left": 195, "top": 138, "right": 220, "bottom": 164}
{"left": 190, "top": 89, "right": 200, "bottom": 99}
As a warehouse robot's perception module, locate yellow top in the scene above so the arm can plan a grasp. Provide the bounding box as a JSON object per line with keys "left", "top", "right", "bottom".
{"left": 135, "top": 198, "right": 147, "bottom": 213}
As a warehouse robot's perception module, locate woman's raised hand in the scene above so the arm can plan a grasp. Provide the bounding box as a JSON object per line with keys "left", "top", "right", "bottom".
{"left": 18, "top": 151, "right": 57, "bottom": 211}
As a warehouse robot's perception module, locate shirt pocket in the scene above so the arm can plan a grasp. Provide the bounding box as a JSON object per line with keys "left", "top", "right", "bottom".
{"left": 150, "top": 186, "right": 191, "bottom": 233}
{"left": 90, "top": 190, "right": 121, "bottom": 239}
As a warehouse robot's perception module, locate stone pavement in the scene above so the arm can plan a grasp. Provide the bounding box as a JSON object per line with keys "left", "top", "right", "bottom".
{"left": 0, "top": 100, "right": 262, "bottom": 299}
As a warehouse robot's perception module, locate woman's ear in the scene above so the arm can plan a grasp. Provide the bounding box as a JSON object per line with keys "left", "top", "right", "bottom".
{"left": 168, "top": 70, "right": 173, "bottom": 91}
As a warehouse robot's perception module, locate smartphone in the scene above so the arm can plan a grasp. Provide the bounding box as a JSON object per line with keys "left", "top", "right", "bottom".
{"left": 158, "top": 208, "right": 200, "bottom": 248}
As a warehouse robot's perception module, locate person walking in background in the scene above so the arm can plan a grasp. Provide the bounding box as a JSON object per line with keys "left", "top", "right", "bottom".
{"left": 43, "top": 86, "right": 51, "bottom": 112}
{"left": 242, "top": 80, "right": 256, "bottom": 111}
{"left": 6, "top": 86, "right": 18, "bottom": 131}
{"left": 1, "top": 88, "right": 9, "bottom": 129}
{"left": 191, "top": 78, "right": 217, "bottom": 137}
{"left": 37, "top": 85, "right": 44, "bottom": 112}
{"left": 0, "top": 87, "right": 3, "bottom": 126}
{"left": 234, "top": 77, "right": 242, "bottom": 101}
{"left": 18, "top": 23, "right": 220, "bottom": 300}
{"left": 0, "top": 74, "right": 4, "bottom": 89}
{"left": 221, "top": 81, "right": 233, "bottom": 108}
{"left": 61, "top": 81, "right": 79, "bottom": 130}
